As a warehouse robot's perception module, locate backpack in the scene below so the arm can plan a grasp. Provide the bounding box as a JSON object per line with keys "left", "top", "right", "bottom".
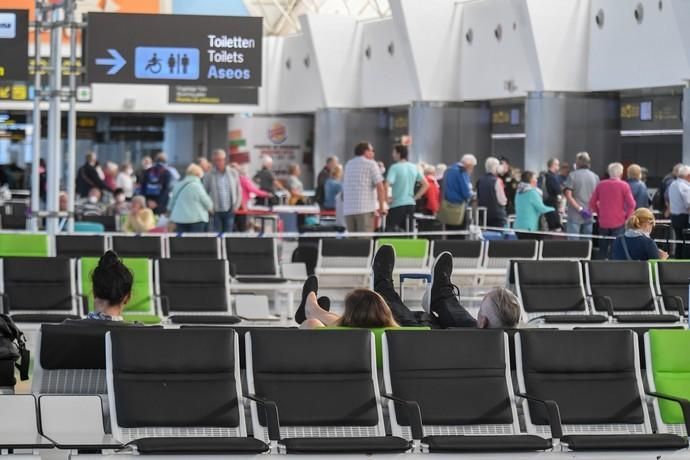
{"left": 143, "top": 164, "right": 166, "bottom": 197}
{"left": 0, "top": 314, "right": 29, "bottom": 387}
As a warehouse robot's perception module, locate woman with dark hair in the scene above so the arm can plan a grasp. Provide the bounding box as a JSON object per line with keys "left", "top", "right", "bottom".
{"left": 87, "top": 250, "right": 133, "bottom": 321}
{"left": 301, "top": 288, "right": 399, "bottom": 329}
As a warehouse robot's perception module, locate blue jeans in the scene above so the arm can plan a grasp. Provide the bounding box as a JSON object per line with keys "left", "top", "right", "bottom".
{"left": 597, "top": 225, "right": 625, "bottom": 259}
{"left": 212, "top": 211, "right": 235, "bottom": 233}
{"left": 566, "top": 220, "right": 593, "bottom": 240}
{"left": 176, "top": 222, "right": 207, "bottom": 233}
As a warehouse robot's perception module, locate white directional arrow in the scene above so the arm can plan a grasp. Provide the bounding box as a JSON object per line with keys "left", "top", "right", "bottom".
{"left": 95, "top": 49, "right": 126, "bottom": 75}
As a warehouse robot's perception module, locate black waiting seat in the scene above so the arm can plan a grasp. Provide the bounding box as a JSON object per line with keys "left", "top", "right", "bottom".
{"left": 585, "top": 261, "right": 679, "bottom": 323}
{"left": 111, "top": 235, "right": 163, "bottom": 259}
{"left": 384, "top": 330, "right": 553, "bottom": 452}
{"left": 32, "top": 322, "right": 139, "bottom": 395}
{"left": 168, "top": 236, "right": 220, "bottom": 259}
{"left": 654, "top": 261, "right": 690, "bottom": 316}
{"left": 651, "top": 223, "right": 674, "bottom": 255}
{"left": 0, "top": 200, "right": 28, "bottom": 230}
{"left": 539, "top": 240, "right": 591, "bottom": 260}
{"left": 225, "top": 237, "right": 284, "bottom": 281}
{"left": 156, "top": 259, "right": 240, "bottom": 324}
{"left": 56, "top": 234, "right": 107, "bottom": 258}
{"left": 515, "top": 329, "right": 688, "bottom": 451}
{"left": 246, "top": 329, "right": 411, "bottom": 454}
{"left": 78, "top": 215, "right": 117, "bottom": 232}
{"left": 1, "top": 257, "right": 81, "bottom": 323}
{"left": 106, "top": 328, "right": 269, "bottom": 454}
{"left": 514, "top": 260, "right": 606, "bottom": 324}
{"left": 180, "top": 325, "right": 295, "bottom": 369}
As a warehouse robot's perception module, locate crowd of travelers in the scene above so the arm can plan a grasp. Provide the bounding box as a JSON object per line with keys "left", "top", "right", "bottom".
{"left": 69, "top": 141, "right": 684, "bottom": 263}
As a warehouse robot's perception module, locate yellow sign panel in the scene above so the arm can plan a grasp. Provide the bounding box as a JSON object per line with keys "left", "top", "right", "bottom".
{"left": 11, "top": 84, "right": 27, "bottom": 100}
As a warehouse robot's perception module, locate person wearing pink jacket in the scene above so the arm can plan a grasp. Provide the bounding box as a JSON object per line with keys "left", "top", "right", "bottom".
{"left": 589, "top": 162, "right": 636, "bottom": 259}
{"left": 235, "top": 163, "right": 269, "bottom": 231}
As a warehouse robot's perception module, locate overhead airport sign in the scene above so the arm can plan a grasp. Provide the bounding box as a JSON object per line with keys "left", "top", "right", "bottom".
{"left": 85, "top": 13, "right": 262, "bottom": 86}
{"left": 0, "top": 10, "right": 29, "bottom": 82}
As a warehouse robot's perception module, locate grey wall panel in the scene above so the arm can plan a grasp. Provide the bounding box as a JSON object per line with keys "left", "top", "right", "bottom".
{"left": 314, "top": 108, "right": 391, "bottom": 182}
{"left": 525, "top": 92, "right": 619, "bottom": 176}
{"left": 409, "top": 102, "right": 490, "bottom": 182}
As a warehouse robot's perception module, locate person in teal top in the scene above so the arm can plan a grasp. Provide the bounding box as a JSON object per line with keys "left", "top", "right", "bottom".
{"left": 385, "top": 145, "right": 427, "bottom": 231}
{"left": 514, "top": 170, "right": 555, "bottom": 235}
{"left": 168, "top": 164, "right": 214, "bottom": 233}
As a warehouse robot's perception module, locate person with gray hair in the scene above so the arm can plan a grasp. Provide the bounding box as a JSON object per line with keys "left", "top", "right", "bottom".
{"left": 476, "top": 156, "right": 508, "bottom": 228}
{"left": 588, "top": 162, "right": 635, "bottom": 258}
{"left": 563, "top": 151, "right": 599, "bottom": 239}
{"left": 667, "top": 164, "right": 690, "bottom": 258}
{"left": 253, "top": 155, "right": 285, "bottom": 206}
{"left": 203, "top": 148, "right": 241, "bottom": 233}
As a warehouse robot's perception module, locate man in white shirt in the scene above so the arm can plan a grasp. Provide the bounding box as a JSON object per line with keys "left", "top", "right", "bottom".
{"left": 667, "top": 165, "right": 690, "bottom": 257}
{"left": 342, "top": 142, "right": 387, "bottom": 233}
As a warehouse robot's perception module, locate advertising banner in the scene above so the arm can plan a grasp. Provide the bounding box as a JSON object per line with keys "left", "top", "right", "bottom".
{"left": 227, "top": 116, "right": 314, "bottom": 188}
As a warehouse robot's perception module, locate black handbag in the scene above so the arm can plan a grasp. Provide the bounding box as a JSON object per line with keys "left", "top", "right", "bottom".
{"left": 0, "top": 314, "right": 29, "bottom": 387}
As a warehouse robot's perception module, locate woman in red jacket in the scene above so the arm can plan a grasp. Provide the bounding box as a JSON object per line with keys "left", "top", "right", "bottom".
{"left": 423, "top": 165, "right": 440, "bottom": 215}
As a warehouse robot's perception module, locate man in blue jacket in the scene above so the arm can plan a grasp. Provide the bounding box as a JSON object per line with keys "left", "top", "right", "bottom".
{"left": 438, "top": 154, "right": 476, "bottom": 229}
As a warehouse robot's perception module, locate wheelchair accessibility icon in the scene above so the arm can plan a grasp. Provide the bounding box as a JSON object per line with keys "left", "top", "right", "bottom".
{"left": 144, "top": 53, "right": 162, "bottom": 74}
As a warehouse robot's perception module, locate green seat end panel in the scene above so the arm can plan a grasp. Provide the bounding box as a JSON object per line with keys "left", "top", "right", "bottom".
{"left": 376, "top": 238, "right": 429, "bottom": 259}
{"left": 0, "top": 233, "right": 49, "bottom": 257}
{"left": 650, "top": 329, "right": 690, "bottom": 424}
{"left": 80, "top": 257, "right": 154, "bottom": 315}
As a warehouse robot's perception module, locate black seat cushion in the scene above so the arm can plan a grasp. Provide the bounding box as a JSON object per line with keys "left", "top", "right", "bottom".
{"left": 386, "top": 330, "right": 513, "bottom": 426}
{"left": 132, "top": 437, "right": 268, "bottom": 454}
{"left": 168, "top": 315, "right": 241, "bottom": 325}
{"left": 561, "top": 434, "right": 688, "bottom": 451}
{"left": 250, "top": 329, "right": 378, "bottom": 426}
{"left": 12, "top": 313, "right": 80, "bottom": 323}
{"left": 281, "top": 436, "right": 410, "bottom": 454}
{"left": 423, "top": 435, "right": 552, "bottom": 452}
{"left": 543, "top": 314, "right": 608, "bottom": 324}
{"left": 615, "top": 314, "right": 679, "bottom": 323}
{"left": 235, "top": 277, "right": 286, "bottom": 284}
{"left": 517, "top": 261, "right": 587, "bottom": 314}
{"left": 520, "top": 330, "right": 644, "bottom": 425}
{"left": 587, "top": 261, "right": 657, "bottom": 313}
{"left": 110, "top": 329, "right": 241, "bottom": 428}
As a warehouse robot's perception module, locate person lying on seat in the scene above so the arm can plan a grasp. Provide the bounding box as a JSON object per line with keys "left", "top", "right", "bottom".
{"left": 296, "top": 245, "right": 521, "bottom": 329}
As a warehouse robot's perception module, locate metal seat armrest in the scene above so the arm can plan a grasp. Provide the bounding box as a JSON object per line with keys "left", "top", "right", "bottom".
{"left": 1, "top": 293, "right": 10, "bottom": 314}
{"left": 660, "top": 295, "right": 685, "bottom": 317}
{"left": 515, "top": 392, "right": 563, "bottom": 439}
{"left": 381, "top": 393, "right": 423, "bottom": 441}
{"left": 587, "top": 294, "right": 614, "bottom": 317}
{"left": 647, "top": 391, "right": 690, "bottom": 435}
{"left": 244, "top": 394, "right": 281, "bottom": 441}
{"left": 152, "top": 294, "right": 170, "bottom": 316}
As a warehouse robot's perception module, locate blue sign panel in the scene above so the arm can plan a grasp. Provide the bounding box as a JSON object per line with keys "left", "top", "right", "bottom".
{"left": 134, "top": 46, "right": 200, "bottom": 80}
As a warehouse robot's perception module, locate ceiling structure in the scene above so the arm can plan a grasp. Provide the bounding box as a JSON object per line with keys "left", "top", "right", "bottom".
{"left": 242, "top": 0, "right": 392, "bottom": 35}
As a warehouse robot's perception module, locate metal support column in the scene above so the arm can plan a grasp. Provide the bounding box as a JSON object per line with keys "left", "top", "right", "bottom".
{"left": 683, "top": 83, "right": 690, "bottom": 165}
{"left": 45, "top": 6, "right": 62, "bottom": 234}
{"left": 29, "top": 3, "right": 43, "bottom": 231}
{"left": 65, "top": 0, "right": 77, "bottom": 232}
